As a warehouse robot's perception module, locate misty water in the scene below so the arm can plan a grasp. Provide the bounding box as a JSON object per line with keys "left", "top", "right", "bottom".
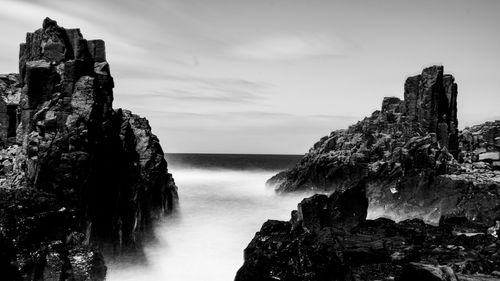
{"left": 107, "top": 154, "right": 308, "bottom": 281}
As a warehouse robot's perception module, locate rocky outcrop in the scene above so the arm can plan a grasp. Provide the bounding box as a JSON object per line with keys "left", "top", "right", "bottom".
{"left": 269, "top": 66, "right": 459, "bottom": 193}
{"left": 0, "top": 73, "right": 21, "bottom": 147}
{"left": 235, "top": 185, "right": 500, "bottom": 281}
{"left": 0, "top": 18, "right": 178, "bottom": 280}
{"left": 459, "top": 121, "right": 500, "bottom": 169}
{"left": 268, "top": 66, "right": 500, "bottom": 225}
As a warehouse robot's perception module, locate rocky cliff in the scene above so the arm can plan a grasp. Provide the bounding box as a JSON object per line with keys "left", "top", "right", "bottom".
{"left": 268, "top": 66, "right": 500, "bottom": 225}
{"left": 0, "top": 18, "right": 178, "bottom": 280}
{"left": 235, "top": 184, "right": 500, "bottom": 281}
{"left": 238, "top": 66, "right": 500, "bottom": 280}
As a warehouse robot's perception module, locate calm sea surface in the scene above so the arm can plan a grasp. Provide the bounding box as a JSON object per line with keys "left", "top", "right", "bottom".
{"left": 107, "top": 153, "right": 311, "bottom": 281}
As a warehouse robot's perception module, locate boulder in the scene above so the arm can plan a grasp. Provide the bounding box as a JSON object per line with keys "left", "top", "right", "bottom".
{"left": 297, "top": 184, "right": 367, "bottom": 232}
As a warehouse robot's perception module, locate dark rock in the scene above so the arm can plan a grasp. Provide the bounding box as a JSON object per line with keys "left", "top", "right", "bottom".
{"left": 381, "top": 96, "right": 401, "bottom": 113}
{"left": 298, "top": 184, "right": 367, "bottom": 232}
{"left": 0, "top": 188, "right": 107, "bottom": 281}
{"left": 0, "top": 18, "right": 178, "bottom": 280}
{"left": 0, "top": 73, "right": 21, "bottom": 146}
{"left": 457, "top": 273, "right": 500, "bottom": 281}
{"left": 87, "top": 40, "right": 106, "bottom": 62}
{"left": 268, "top": 66, "right": 499, "bottom": 226}
{"left": 396, "top": 263, "right": 458, "bottom": 281}
{"left": 236, "top": 186, "right": 369, "bottom": 281}
{"left": 236, "top": 188, "right": 500, "bottom": 281}
{"left": 242, "top": 66, "right": 500, "bottom": 281}
{"left": 0, "top": 231, "right": 21, "bottom": 281}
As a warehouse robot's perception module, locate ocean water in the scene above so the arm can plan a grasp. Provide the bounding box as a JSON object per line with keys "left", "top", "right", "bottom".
{"left": 107, "top": 153, "right": 309, "bottom": 281}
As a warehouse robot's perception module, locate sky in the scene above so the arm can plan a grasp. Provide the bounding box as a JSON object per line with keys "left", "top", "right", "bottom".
{"left": 0, "top": 0, "right": 499, "bottom": 154}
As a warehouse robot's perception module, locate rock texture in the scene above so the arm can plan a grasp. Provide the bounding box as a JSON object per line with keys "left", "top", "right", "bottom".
{"left": 242, "top": 65, "right": 500, "bottom": 280}
{"left": 268, "top": 66, "right": 500, "bottom": 225}
{"left": 0, "top": 18, "right": 178, "bottom": 280}
{"left": 235, "top": 185, "right": 500, "bottom": 281}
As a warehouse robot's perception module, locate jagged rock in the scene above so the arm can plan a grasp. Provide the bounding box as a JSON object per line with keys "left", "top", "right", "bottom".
{"left": 0, "top": 18, "right": 178, "bottom": 280}
{"left": 236, "top": 185, "right": 500, "bottom": 281}
{"left": 269, "top": 66, "right": 460, "bottom": 193}
{"left": 242, "top": 66, "right": 500, "bottom": 280}
{"left": 0, "top": 73, "right": 21, "bottom": 147}
{"left": 297, "top": 184, "right": 368, "bottom": 232}
{"left": 268, "top": 66, "right": 500, "bottom": 226}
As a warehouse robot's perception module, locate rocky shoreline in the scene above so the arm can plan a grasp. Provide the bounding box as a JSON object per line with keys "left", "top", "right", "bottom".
{"left": 1, "top": 18, "right": 499, "bottom": 281}
{"left": 237, "top": 66, "right": 500, "bottom": 280}
{"left": 235, "top": 185, "right": 500, "bottom": 281}
{"left": 268, "top": 66, "right": 499, "bottom": 224}
{"left": 0, "top": 18, "right": 178, "bottom": 280}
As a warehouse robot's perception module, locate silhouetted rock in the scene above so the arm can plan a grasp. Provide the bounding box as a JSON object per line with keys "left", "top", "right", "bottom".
{"left": 0, "top": 18, "right": 178, "bottom": 280}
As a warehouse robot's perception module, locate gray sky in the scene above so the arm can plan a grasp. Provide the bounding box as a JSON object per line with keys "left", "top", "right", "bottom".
{"left": 1, "top": 0, "right": 499, "bottom": 154}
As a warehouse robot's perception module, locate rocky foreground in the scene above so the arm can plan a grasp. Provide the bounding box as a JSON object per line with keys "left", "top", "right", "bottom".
{"left": 0, "top": 18, "right": 178, "bottom": 280}
{"left": 235, "top": 184, "right": 500, "bottom": 281}
{"left": 237, "top": 66, "right": 500, "bottom": 280}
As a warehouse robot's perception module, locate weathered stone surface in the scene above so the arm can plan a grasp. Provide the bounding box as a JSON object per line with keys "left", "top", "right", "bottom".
{"left": 236, "top": 186, "right": 500, "bottom": 281}
{"left": 0, "top": 18, "right": 178, "bottom": 280}
{"left": 87, "top": 40, "right": 106, "bottom": 62}
{"left": 244, "top": 66, "right": 500, "bottom": 280}
{"left": 0, "top": 188, "right": 106, "bottom": 281}
{"left": 0, "top": 74, "right": 21, "bottom": 147}
{"left": 268, "top": 66, "right": 500, "bottom": 226}
{"left": 298, "top": 184, "right": 367, "bottom": 232}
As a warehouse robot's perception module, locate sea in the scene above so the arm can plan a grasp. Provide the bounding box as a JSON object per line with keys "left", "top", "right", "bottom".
{"left": 107, "top": 153, "right": 311, "bottom": 281}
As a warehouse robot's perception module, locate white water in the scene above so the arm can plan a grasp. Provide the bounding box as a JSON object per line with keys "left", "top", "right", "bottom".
{"left": 107, "top": 168, "right": 309, "bottom": 281}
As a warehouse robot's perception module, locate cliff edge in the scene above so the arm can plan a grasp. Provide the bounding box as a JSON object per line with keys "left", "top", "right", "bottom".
{"left": 268, "top": 66, "right": 499, "bottom": 225}
{"left": 0, "top": 18, "right": 178, "bottom": 280}
{"left": 236, "top": 183, "right": 500, "bottom": 281}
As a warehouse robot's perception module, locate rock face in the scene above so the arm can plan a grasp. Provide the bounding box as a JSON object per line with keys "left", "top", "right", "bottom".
{"left": 0, "top": 73, "right": 21, "bottom": 147}
{"left": 0, "top": 18, "right": 178, "bottom": 280}
{"left": 268, "top": 66, "right": 500, "bottom": 225}
{"left": 244, "top": 65, "right": 500, "bottom": 280}
{"left": 235, "top": 185, "right": 500, "bottom": 281}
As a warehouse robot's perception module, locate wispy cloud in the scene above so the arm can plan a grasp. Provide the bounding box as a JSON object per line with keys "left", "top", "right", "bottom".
{"left": 118, "top": 74, "right": 268, "bottom": 103}
{"left": 146, "top": 88, "right": 261, "bottom": 103}
{"left": 135, "top": 110, "right": 360, "bottom": 125}
{"left": 229, "top": 33, "right": 348, "bottom": 61}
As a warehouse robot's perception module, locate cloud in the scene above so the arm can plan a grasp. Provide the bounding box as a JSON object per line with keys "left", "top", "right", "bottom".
{"left": 229, "top": 33, "right": 348, "bottom": 61}
{"left": 146, "top": 88, "right": 261, "bottom": 103}
{"left": 137, "top": 110, "right": 359, "bottom": 127}
{"left": 116, "top": 74, "right": 268, "bottom": 105}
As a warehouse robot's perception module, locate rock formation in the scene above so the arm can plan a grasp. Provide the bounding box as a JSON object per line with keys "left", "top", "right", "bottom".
{"left": 268, "top": 66, "right": 500, "bottom": 225}
{"left": 238, "top": 65, "right": 500, "bottom": 280}
{"left": 0, "top": 18, "right": 178, "bottom": 280}
{"left": 235, "top": 184, "right": 500, "bottom": 281}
